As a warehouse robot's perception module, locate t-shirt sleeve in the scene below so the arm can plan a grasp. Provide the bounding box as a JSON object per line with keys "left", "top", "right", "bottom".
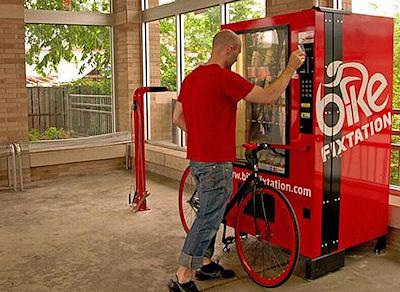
{"left": 222, "top": 70, "right": 255, "bottom": 103}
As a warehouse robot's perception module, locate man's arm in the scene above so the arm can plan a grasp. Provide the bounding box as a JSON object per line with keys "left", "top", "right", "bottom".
{"left": 244, "top": 49, "right": 305, "bottom": 104}
{"left": 172, "top": 101, "right": 187, "bottom": 132}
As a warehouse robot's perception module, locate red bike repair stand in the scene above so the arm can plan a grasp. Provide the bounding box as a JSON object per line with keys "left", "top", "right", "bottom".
{"left": 129, "top": 86, "right": 168, "bottom": 213}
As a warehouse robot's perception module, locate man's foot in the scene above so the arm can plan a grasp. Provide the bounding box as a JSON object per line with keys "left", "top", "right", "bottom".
{"left": 195, "top": 261, "right": 235, "bottom": 280}
{"left": 167, "top": 275, "right": 200, "bottom": 292}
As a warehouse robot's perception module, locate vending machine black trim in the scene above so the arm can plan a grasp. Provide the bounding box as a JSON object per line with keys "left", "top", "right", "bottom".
{"left": 237, "top": 25, "right": 291, "bottom": 178}
{"left": 294, "top": 251, "right": 345, "bottom": 280}
{"left": 321, "top": 11, "right": 343, "bottom": 256}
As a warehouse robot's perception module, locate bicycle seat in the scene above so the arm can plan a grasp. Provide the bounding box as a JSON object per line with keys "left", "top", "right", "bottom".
{"left": 242, "top": 143, "right": 258, "bottom": 151}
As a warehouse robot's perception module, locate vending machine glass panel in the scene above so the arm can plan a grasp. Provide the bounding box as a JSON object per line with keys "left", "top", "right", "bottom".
{"left": 235, "top": 27, "right": 289, "bottom": 175}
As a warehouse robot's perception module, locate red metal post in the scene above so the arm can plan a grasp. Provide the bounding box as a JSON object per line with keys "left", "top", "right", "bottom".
{"left": 131, "top": 87, "right": 149, "bottom": 212}
{"left": 130, "top": 86, "right": 168, "bottom": 212}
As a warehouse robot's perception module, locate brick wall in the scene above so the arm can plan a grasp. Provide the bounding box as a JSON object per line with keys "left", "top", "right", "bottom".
{"left": 342, "top": 0, "right": 352, "bottom": 11}
{"left": 150, "top": 93, "right": 172, "bottom": 141}
{"left": 0, "top": 0, "right": 30, "bottom": 186}
{"left": 114, "top": 0, "right": 143, "bottom": 132}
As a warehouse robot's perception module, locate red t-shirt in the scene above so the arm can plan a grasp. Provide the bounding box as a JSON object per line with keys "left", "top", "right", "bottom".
{"left": 178, "top": 64, "right": 254, "bottom": 162}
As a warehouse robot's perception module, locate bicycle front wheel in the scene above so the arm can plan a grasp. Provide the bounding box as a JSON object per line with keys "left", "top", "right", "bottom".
{"left": 235, "top": 185, "right": 299, "bottom": 287}
{"left": 178, "top": 166, "right": 198, "bottom": 233}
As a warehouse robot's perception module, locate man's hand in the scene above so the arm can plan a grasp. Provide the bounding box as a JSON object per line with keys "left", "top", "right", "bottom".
{"left": 287, "top": 49, "right": 306, "bottom": 71}
{"left": 244, "top": 49, "right": 306, "bottom": 105}
{"left": 172, "top": 101, "right": 187, "bottom": 132}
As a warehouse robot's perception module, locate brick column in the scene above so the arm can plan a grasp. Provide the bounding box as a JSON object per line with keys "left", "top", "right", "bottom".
{"left": 266, "top": 0, "right": 315, "bottom": 16}
{"left": 0, "top": 0, "right": 30, "bottom": 186}
{"left": 113, "top": 0, "right": 142, "bottom": 132}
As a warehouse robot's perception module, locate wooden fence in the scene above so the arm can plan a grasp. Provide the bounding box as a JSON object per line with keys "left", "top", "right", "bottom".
{"left": 27, "top": 87, "right": 68, "bottom": 132}
{"left": 27, "top": 87, "right": 112, "bottom": 136}
{"left": 67, "top": 94, "right": 113, "bottom": 136}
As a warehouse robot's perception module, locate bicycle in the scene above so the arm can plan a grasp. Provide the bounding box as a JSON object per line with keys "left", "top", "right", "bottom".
{"left": 178, "top": 143, "right": 300, "bottom": 288}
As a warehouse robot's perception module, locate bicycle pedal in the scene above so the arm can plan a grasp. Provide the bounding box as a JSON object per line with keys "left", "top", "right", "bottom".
{"left": 222, "top": 236, "right": 235, "bottom": 245}
{"left": 222, "top": 236, "right": 235, "bottom": 253}
{"left": 223, "top": 245, "right": 231, "bottom": 252}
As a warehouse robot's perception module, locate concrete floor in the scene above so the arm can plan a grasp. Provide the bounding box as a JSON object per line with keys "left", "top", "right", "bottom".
{"left": 1, "top": 169, "right": 400, "bottom": 292}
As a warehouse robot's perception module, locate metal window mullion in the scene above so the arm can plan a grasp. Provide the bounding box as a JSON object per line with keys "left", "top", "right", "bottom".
{"left": 338, "top": 0, "right": 343, "bottom": 10}
{"left": 177, "top": 13, "right": 186, "bottom": 148}
{"left": 220, "top": 3, "right": 227, "bottom": 26}
{"left": 110, "top": 26, "right": 116, "bottom": 133}
{"left": 142, "top": 21, "right": 151, "bottom": 140}
{"left": 24, "top": 10, "right": 113, "bottom": 25}
{"left": 333, "top": 0, "right": 342, "bottom": 10}
{"left": 143, "top": 0, "right": 239, "bottom": 22}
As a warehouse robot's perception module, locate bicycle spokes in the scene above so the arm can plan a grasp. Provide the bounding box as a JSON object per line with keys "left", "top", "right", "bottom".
{"left": 187, "top": 190, "right": 200, "bottom": 213}
{"left": 179, "top": 166, "right": 199, "bottom": 233}
{"left": 235, "top": 187, "right": 299, "bottom": 287}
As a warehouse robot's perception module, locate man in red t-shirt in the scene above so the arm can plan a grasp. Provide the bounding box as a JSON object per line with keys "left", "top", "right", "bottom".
{"left": 168, "top": 29, "right": 305, "bottom": 292}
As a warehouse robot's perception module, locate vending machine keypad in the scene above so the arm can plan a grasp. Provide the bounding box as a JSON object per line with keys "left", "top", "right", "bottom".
{"left": 298, "top": 43, "right": 314, "bottom": 134}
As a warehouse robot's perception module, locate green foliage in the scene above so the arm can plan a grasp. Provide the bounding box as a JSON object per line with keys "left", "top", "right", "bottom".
{"left": 391, "top": 11, "right": 400, "bottom": 185}
{"left": 29, "top": 127, "right": 74, "bottom": 141}
{"left": 24, "top": 0, "right": 110, "bottom": 13}
{"left": 160, "top": 17, "right": 177, "bottom": 91}
{"left": 228, "top": 0, "right": 265, "bottom": 23}
{"left": 68, "top": 78, "right": 112, "bottom": 95}
{"left": 158, "top": 0, "right": 265, "bottom": 90}
{"left": 25, "top": 1, "right": 111, "bottom": 81}
{"left": 26, "top": 24, "right": 111, "bottom": 79}
{"left": 183, "top": 6, "right": 220, "bottom": 77}
{"left": 393, "top": 11, "right": 400, "bottom": 108}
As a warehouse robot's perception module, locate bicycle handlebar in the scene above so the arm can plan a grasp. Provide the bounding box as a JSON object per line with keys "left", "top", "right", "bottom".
{"left": 147, "top": 86, "right": 168, "bottom": 92}
{"left": 242, "top": 143, "right": 310, "bottom": 168}
{"left": 243, "top": 143, "right": 310, "bottom": 155}
{"left": 133, "top": 86, "right": 169, "bottom": 99}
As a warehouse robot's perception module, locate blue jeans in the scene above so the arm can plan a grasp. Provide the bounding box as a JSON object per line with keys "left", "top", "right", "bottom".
{"left": 178, "top": 161, "right": 233, "bottom": 269}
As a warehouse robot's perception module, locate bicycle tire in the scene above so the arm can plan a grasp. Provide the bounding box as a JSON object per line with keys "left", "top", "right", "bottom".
{"left": 178, "top": 166, "right": 198, "bottom": 233}
{"left": 235, "top": 185, "right": 300, "bottom": 287}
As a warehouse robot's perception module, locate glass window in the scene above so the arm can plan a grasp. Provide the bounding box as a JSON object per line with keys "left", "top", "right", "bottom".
{"left": 354, "top": 1, "right": 400, "bottom": 186}
{"left": 25, "top": 24, "right": 113, "bottom": 139}
{"left": 227, "top": 0, "right": 266, "bottom": 23}
{"left": 234, "top": 28, "right": 289, "bottom": 174}
{"left": 183, "top": 6, "right": 220, "bottom": 76}
{"left": 352, "top": 0, "right": 396, "bottom": 17}
{"left": 147, "top": 17, "right": 179, "bottom": 146}
{"left": 147, "top": 0, "right": 175, "bottom": 9}
{"left": 24, "top": 0, "right": 111, "bottom": 13}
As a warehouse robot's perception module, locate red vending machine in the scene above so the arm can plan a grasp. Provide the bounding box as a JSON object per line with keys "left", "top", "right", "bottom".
{"left": 223, "top": 7, "right": 393, "bottom": 278}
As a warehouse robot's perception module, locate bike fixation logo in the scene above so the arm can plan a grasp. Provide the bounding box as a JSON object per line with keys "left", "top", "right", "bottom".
{"left": 316, "top": 61, "right": 391, "bottom": 163}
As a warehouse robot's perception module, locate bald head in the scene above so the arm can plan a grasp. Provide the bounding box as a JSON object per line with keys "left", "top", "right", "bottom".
{"left": 209, "top": 29, "right": 242, "bottom": 68}
{"left": 212, "top": 29, "right": 241, "bottom": 51}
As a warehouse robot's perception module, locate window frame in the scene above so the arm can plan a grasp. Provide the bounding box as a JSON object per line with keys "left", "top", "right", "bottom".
{"left": 142, "top": 0, "right": 266, "bottom": 148}
{"left": 24, "top": 5, "right": 116, "bottom": 133}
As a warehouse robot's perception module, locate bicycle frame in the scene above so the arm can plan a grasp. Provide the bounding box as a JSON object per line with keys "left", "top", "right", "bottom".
{"left": 223, "top": 170, "right": 262, "bottom": 220}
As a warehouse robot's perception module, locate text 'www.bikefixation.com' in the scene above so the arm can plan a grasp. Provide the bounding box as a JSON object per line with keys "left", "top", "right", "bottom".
{"left": 233, "top": 171, "right": 312, "bottom": 198}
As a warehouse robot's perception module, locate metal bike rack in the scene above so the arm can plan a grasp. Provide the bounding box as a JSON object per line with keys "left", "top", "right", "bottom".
{"left": 13, "top": 143, "right": 24, "bottom": 191}
{"left": 0, "top": 143, "right": 24, "bottom": 191}
{"left": 10, "top": 143, "right": 17, "bottom": 191}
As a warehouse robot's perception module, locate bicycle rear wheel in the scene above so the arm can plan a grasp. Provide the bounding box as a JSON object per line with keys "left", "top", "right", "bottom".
{"left": 178, "top": 166, "right": 198, "bottom": 233}
{"left": 235, "top": 185, "right": 299, "bottom": 287}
